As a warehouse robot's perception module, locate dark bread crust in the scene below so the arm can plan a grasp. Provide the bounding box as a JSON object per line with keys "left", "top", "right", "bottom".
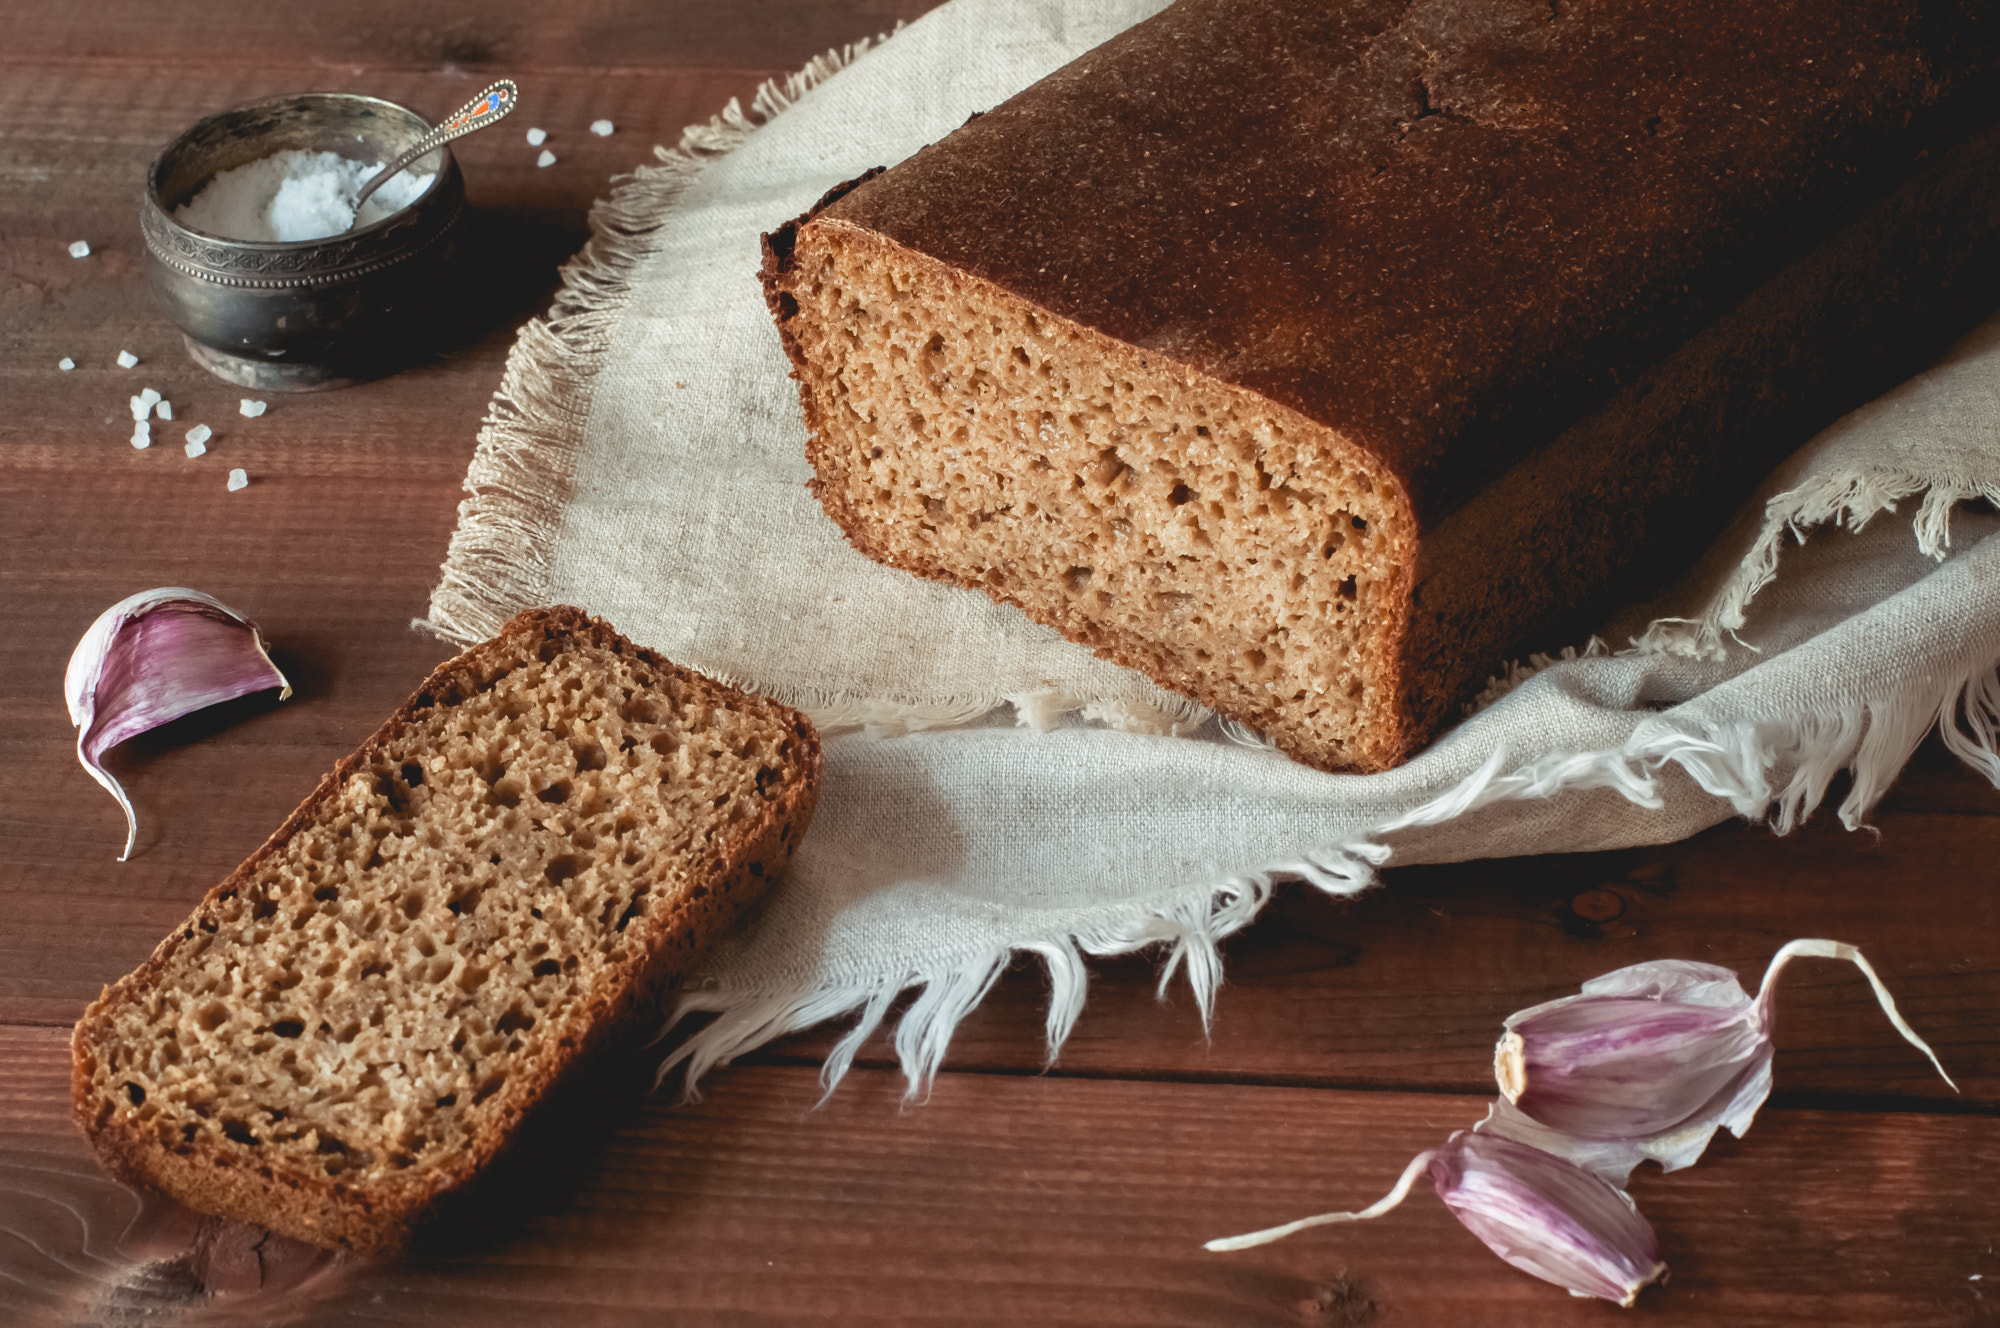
{"left": 1396, "top": 121, "right": 2000, "bottom": 732}
{"left": 70, "top": 606, "right": 822, "bottom": 1255}
{"left": 808, "top": 0, "right": 2000, "bottom": 520}
{"left": 760, "top": 0, "right": 2000, "bottom": 771}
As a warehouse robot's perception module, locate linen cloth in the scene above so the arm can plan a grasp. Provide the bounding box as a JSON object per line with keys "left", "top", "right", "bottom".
{"left": 426, "top": 0, "right": 2000, "bottom": 1094}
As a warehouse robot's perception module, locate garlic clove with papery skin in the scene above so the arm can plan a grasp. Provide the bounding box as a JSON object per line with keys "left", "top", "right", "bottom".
{"left": 1487, "top": 958, "right": 1770, "bottom": 1183}
{"left": 1207, "top": 1131, "right": 1666, "bottom": 1307}
{"left": 66, "top": 588, "right": 291, "bottom": 861}
{"left": 1486, "top": 942, "right": 1955, "bottom": 1184}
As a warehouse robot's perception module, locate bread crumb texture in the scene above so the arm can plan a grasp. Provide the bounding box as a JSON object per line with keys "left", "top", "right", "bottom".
{"left": 785, "top": 224, "right": 1411, "bottom": 769}
{"left": 74, "top": 613, "right": 816, "bottom": 1248}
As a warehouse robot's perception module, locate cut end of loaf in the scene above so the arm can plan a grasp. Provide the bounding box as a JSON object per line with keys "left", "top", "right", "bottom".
{"left": 71, "top": 608, "right": 820, "bottom": 1254}
{"left": 767, "top": 216, "right": 1416, "bottom": 771}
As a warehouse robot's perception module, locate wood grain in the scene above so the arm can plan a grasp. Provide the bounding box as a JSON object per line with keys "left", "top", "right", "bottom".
{"left": 3, "top": 1026, "right": 1995, "bottom": 1327}
{"left": 3, "top": 1, "right": 1998, "bottom": 1324}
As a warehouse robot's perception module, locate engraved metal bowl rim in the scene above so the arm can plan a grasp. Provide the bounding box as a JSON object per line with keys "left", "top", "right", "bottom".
{"left": 142, "top": 91, "right": 461, "bottom": 287}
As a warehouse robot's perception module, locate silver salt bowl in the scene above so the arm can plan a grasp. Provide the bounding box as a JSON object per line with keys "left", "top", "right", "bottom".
{"left": 142, "top": 92, "right": 465, "bottom": 391}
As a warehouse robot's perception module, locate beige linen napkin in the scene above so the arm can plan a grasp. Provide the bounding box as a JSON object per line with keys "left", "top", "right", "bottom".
{"left": 427, "top": 0, "right": 2000, "bottom": 1096}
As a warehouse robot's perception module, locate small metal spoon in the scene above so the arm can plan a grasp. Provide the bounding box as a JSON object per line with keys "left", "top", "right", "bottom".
{"left": 348, "top": 79, "right": 518, "bottom": 224}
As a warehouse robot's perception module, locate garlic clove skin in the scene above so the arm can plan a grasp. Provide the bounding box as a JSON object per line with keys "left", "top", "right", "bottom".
{"left": 1208, "top": 1132, "right": 1666, "bottom": 1308}
{"left": 1490, "top": 946, "right": 1953, "bottom": 1183}
{"left": 1433, "top": 1132, "right": 1667, "bottom": 1308}
{"left": 1755, "top": 939, "right": 1956, "bottom": 1091}
{"left": 1495, "top": 958, "right": 1771, "bottom": 1154}
{"left": 1497, "top": 992, "right": 1768, "bottom": 1141}
{"left": 67, "top": 588, "right": 291, "bottom": 861}
{"left": 1478, "top": 1088, "right": 1760, "bottom": 1186}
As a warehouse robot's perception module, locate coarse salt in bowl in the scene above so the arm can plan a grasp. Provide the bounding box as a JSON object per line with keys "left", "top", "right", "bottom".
{"left": 142, "top": 93, "right": 466, "bottom": 392}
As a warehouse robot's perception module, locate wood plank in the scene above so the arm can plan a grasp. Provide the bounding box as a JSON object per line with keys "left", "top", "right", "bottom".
{"left": 0, "top": 0, "right": 933, "bottom": 73}
{"left": 3, "top": 1025, "right": 1994, "bottom": 1326}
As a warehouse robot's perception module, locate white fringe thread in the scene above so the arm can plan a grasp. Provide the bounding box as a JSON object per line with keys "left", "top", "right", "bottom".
{"left": 660, "top": 637, "right": 2000, "bottom": 1102}
{"left": 1634, "top": 466, "right": 2000, "bottom": 660}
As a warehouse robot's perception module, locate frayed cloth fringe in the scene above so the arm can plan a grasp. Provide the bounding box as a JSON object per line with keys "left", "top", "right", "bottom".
{"left": 659, "top": 635, "right": 2000, "bottom": 1104}
{"left": 657, "top": 870, "right": 1288, "bottom": 1104}
{"left": 1635, "top": 466, "right": 2000, "bottom": 660}
{"left": 423, "top": 36, "right": 888, "bottom": 648}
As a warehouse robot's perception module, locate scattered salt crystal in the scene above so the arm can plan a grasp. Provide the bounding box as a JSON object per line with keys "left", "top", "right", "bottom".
{"left": 117, "top": 351, "right": 139, "bottom": 368}
{"left": 58, "top": 358, "right": 75, "bottom": 371}
{"left": 239, "top": 399, "right": 268, "bottom": 418}
{"left": 536, "top": 149, "right": 556, "bottom": 168}
{"left": 129, "top": 395, "right": 150, "bottom": 422}
{"left": 139, "top": 387, "right": 162, "bottom": 409}
{"left": 70, "top": 240, "right": 91, "bottom": 258}
{"left": 526, "top": 127, "right": 547, "bottom": 146}
{"left": 227, "top": 468, "right": 249, "bottom": 492}
{"left": 175, "top": 149, "right": 436, "bottom": 242}
{"left": 157, "top": 400, "right": 173, "bottom": 421}
{"left": 185, "top": 423, "right": 212, "bottom": 447}
{"left": 131, "top": 423, "right": 151, "bottom": 449}
{"left": 184, "top": 437, "right": 207, "bottom": 458}
{"left": 590, "top": 120, "right": 614, "bottom": 137}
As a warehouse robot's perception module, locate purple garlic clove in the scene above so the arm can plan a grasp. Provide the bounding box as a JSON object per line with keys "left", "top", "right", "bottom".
{"left": 1207, "top": 1131, "right": 1665, "bottom": 1307}
{"left": 1490, "top": 959, "right": 1770, "bottom": 1181}
{"left": 1489, "top": 944, "right": 1954, "bottom": 1183}
{"left": 1433, "top": 1132, "right": 1667, "bottom": 1307}
{"left": 65, "top": 588, "right": 291, "bottom": 860}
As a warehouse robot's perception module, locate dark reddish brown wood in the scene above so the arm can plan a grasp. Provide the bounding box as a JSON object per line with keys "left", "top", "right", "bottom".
{"left": 3, "top": 1027, "right": 1995, "bottom": 1326}
{"left": 2, "top": 2, "right": 1997, "bottom": 1324}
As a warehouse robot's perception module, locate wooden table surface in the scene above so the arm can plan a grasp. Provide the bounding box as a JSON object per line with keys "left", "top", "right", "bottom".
{"left": 4, "top": 3, "right": 1997, "bottom": 1324}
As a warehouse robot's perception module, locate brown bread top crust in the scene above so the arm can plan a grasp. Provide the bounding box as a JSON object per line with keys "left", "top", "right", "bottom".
{"left": 70, "top": 607, "right": 822, "bottom": 1255}
{"left": 800, "top": 0, "right": 2000, "bottom": 523}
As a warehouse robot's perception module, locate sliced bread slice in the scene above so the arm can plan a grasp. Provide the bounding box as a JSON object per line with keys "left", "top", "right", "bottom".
{"left": 71, "top": 606, "right": 820, "bottom": 1255}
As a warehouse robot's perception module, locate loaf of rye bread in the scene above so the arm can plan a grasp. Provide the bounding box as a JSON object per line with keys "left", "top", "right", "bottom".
{"left": 70, "top": 607, "right": 821, "bottom": 1255}
{"left": 762, "top": 0, "right": 2000, "bottom": 772}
